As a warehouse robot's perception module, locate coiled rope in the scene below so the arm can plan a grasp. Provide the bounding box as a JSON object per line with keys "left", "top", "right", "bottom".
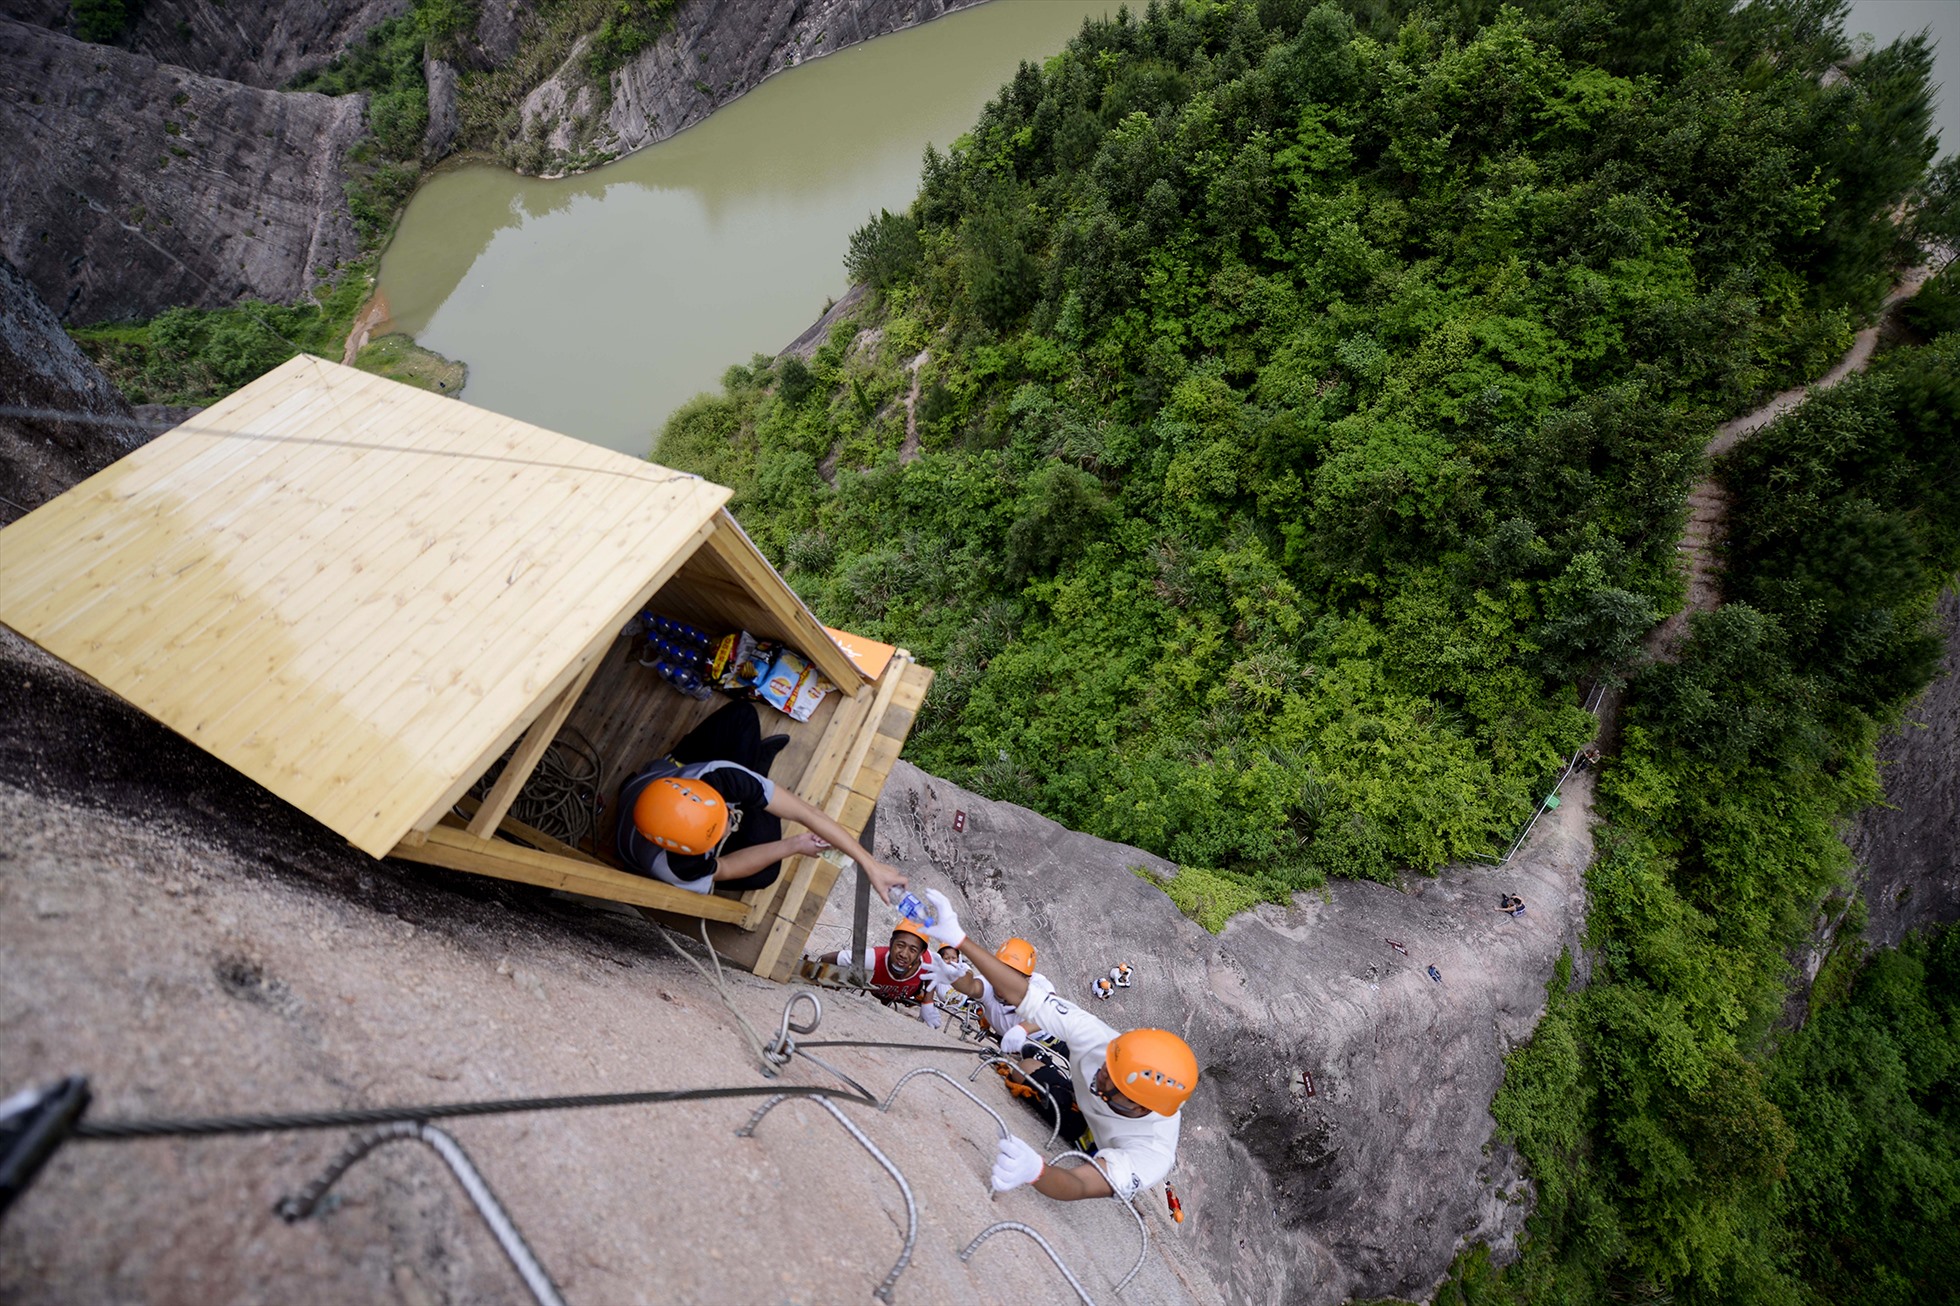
{"left": 470, "top": 729, "right": 603, "bottom": 850}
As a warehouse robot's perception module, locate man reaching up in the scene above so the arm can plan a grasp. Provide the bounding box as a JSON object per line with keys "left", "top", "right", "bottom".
{"left": 918, "top": 889, "right": 1198, "bottom": 1202}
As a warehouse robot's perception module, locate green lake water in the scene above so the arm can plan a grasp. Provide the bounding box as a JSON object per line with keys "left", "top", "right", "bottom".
{"left": 380, "top": 0, "right": 1955, "bottom": 458}
{"left": 376, "top": 0, "right": 1116, "bottom": 456}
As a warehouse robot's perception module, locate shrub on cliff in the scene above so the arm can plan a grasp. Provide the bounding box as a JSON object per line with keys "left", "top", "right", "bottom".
{"left": 1485, "top": 331, "right": 1960, "bottom": 1303}
{"left": 658, "top": 0, "right": 1939, "bottom": 891}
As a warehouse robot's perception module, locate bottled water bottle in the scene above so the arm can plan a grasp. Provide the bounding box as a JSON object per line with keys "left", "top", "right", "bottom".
{"left": 887, "top": 886, "right": 937, "bottom": 927}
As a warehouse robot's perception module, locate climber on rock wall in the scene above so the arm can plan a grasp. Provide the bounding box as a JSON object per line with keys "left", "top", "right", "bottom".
{"left": 918, "top": 889, "right": 1197, "bottom": 1203}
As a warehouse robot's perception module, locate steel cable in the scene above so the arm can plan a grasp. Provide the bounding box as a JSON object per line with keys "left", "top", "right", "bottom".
{"left": 274, "top": 1122, "right": 566, "bottom": 1306}
{"left": 71, "top": 1081, "right": 874, "bottom": 1141}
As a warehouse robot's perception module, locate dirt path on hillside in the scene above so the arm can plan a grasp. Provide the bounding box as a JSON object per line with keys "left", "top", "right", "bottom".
{"left": 340, "top": 287, "right": 392, "bottom": 366}
{"left": 1644, "top": 267, "right": 1934, "bottom": 660}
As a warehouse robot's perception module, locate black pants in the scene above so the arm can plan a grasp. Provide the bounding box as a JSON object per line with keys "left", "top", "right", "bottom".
{"left": 672, "top": 701, "right": 783, "bottom": 892}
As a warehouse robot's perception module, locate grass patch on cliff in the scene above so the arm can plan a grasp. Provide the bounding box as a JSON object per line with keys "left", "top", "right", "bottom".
{"left": 1131, "top": 864, "right": 1275, "bottom": 933}
{"left": 353, "top": 333, "right": 467, "bottom": 394}
{"left": 69, "top": 263, "right": 374, "bottom": 407}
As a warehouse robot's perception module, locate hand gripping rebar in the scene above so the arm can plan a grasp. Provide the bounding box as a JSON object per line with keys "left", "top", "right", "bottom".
{"left": 274, "top": 1121, "right": 565, "bottom": 1306}
{"left": 734, "top": 1094, "right": 916, "bottom": 1303}
{"left": 968, "top": 1057, "right": 1062, "bottom": 1149}
{"left": 958, "top": 1220, "right": 1098, "bottom": 1305}
{"left": 1047, "top": 1150, "right": 1149, "bottom": 1295}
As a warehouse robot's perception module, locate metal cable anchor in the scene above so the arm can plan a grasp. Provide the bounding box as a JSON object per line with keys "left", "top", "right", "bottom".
{"left": 1048, "top": 1150, "right": 1149, "bottom": 1295}
{"left": 734, "top": 1094, "right": 916, "bottom": 1303}
{"left": 765, "top": 989, "right": 824, "bottom": 1067}
{"left": 274, "top": 1121, "right": 564, "bottom": 1306}
{"left": 959, "top": 1220, "right": 1098, "bottom": 1305}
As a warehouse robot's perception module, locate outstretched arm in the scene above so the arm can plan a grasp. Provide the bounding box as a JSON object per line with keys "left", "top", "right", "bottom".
{"left": 921, "top": 889, "right": 1030, "bottom": 1009}
{"left": 1034, "top": 1160, "right": 1115, "bottom": 1201}
{"left": 765, "top": 788, "right": 907, "bottom": 898}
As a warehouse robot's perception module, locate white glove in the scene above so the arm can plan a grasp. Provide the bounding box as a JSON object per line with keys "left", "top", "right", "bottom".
{"left": 920, "top": 952, "right": 963, "bottom": 997}
{"left": 921, "top": 1003, "right": 945, "bottom": 1030}
{"left": 921, "top": 889, "right": 966, "bottom": 949}
{"left": 991, "top": 1134, "right": 1045, "bottom": 1194}
{"left": 998, "top": 1024, "right": 1029, "bottom": 1057}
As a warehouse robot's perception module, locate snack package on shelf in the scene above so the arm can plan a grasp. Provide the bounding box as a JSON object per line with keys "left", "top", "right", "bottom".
{"left": 756, "top": 646, "right": 836, "bottom": 721}
{"left": 709, "top": 631, "right": 778, "bottom": 696}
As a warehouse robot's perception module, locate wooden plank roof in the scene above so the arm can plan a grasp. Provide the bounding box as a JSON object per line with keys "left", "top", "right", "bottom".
{"left": 0, "top": 355, "right": 758, "bottom": 857}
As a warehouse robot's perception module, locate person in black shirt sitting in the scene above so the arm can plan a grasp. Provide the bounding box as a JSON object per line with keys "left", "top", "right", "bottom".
{"left": 615, "top": 700, "right": 905, "bottom": 899}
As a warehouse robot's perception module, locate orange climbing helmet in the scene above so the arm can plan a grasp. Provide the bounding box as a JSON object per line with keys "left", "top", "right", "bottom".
{"left": 631, "top": 776, "right": 728, "bottom": 855}
{"left": 995, "top": 937, "right": 1037, "bottom": 976}
{"left": 1106, "top": 1029, "right": 1198, "bottom": 1116}
{"left": 891, "top": 919, "right": 932, "bottom": 946}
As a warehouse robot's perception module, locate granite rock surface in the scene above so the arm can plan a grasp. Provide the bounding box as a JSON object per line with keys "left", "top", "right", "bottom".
{"left": 519, "top": 0, "right": 990, "bottom": 167}
{"left": 0, "top": 18, "right": 365, "bottom": 323}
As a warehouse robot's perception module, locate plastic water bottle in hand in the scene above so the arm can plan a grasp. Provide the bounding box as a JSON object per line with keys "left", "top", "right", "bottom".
{"left": 887, "top": 886, "right": 937, "bottom": 927}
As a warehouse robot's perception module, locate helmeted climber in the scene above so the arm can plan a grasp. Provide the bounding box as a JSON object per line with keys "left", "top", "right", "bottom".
{"left": 813, "top": 920, "right": 944, "bottom": 1028}
{"left": 933, "top": 936, "right": 1039, "bottom": 1035}
{"left": 926, "top": 936, "right": 1091, "bottom": 1147}
{"left": 616, "top": 700, "right": 906, "bottom": 899}
{"left": 917, "top": 889, "right": 1198, "bottom": 1202}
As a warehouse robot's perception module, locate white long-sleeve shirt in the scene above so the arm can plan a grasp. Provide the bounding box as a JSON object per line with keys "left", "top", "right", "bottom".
{"left": 1018, "top": 974, "right": 1181, "bottom": 1200}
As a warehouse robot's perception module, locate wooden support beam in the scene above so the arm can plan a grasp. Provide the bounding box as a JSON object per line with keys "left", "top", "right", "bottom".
{"left": 699, "top": 512, "right": 865, "bottom": 691}
{"left": 466, "top": 653, "right": 605, "bottom": 839}
{"left": 391, "top": 825, "right": 748, "bottom": 922}
{"left": 749, "top": 654, "right": 915, "bottom": 978}
{"left": 450, "top": 795, "right": 607, "bottom": 867}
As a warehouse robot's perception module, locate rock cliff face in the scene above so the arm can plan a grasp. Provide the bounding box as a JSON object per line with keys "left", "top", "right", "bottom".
{"left": 13, "top": 0, "right": 412, "bottom": 89}
{"left": 519, "top": 0, "right": 988, "bottom": 165}
{"left": 0, "top": 257, "right": 149, "bottom": 515}
{"left": 0, "top": 18, "right": 366, "bottom": 323}
{"left": 1848, "top": 588, "right": 1960, "bottom": 948}
{"left": 839, "top": 760, "right": 1597, "bottom": 1305}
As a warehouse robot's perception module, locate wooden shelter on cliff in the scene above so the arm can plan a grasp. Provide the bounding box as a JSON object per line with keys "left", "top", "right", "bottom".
{"left": 0, "top": 356, "right": 930, "bottom": 980}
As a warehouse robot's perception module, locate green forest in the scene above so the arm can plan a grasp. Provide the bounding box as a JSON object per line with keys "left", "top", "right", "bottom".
{"left": 653, "top": 0, "right": 1960, "bottom": 1300}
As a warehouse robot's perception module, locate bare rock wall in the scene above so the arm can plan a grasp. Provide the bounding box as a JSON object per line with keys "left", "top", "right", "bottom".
{"left": 854, "top": 760, "right": 1596, "bottom": 1305}
{"left": 0, "top": 18, "right": 366, "bottom": 323}
{"left": 1, "top": 0, "right": 408, "bottom": 88}
{"left": 1848, "top": 587, "right": 1960, "bottom": 946}
{"left": 0, "top": 256, "right": 149, "bottom": 517}
{"left": 521, "top": 0, "right": 989, "bottom": 165}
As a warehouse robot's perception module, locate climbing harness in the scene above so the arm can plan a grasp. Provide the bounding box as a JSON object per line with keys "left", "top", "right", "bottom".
{"left": 968, "top": 1057, "right": 1063, "bottom": 1149}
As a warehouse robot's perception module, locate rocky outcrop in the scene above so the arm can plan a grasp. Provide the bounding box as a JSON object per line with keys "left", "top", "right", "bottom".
{"left": 7, "top": 0, "right": 408, "bottom": 89}
{"left": 843, "top": 760, "right": 1596, "bottom": 1306}
{"left": 0, "top": 257, "right": 149, "bottom": 517}
{"left": 1848, "top": 587, "right": 1960, "bottom": 947}
{"left": 519, "top": 0, "right": 988, "bottom": 167}
{"left": 0, "top": 18, "right": 366, "bottom": 323}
